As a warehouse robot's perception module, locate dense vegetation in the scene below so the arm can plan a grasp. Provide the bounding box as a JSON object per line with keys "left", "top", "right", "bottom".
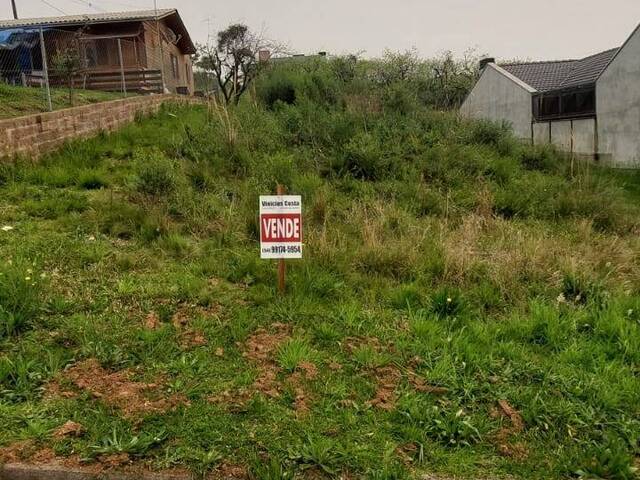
{"left": 0, "top": 56, "right": 639, "bottom": 479}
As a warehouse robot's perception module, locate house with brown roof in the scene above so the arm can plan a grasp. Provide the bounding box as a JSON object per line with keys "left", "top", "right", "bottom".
{"left": 460, "top": 23, "right": 640, "bottom": 167}
{"left": 0, "top": 9, "right": 195, "bottom": 94}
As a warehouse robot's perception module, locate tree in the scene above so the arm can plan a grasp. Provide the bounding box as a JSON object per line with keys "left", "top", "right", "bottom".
{"left": 196, "top": 24, "right": 281, "bottom": 105}
{"left": 424, "top": 48, "right": 482, "bottom": 109}
{"left": 52, "top": 47, "right": 82, "bottom": 106}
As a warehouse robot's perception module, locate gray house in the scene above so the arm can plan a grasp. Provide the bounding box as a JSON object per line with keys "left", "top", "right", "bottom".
{"left": 460, "top": 23, "right": 640, "bottom": 168}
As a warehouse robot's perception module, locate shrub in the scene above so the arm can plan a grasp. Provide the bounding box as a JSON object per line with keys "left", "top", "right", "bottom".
{"left": 340, "top": 132, "right": 392, "bottom": 180}
{"left": 466, "top": 119, "right": 512, "bottom": 148}
{"left": 520, "top": 145, "right": 558, "bottom": 172}
{"left": 134, "top": 150, "right": 179, "bottom": 196}
{"left": 257, "top": 67, "right": 298, "bottom": 109}
{"left": 381, "top": 82, "right": 417, "bottom": 115}
{"left": 77, "top": 170, "right": 109, "bottom": 190}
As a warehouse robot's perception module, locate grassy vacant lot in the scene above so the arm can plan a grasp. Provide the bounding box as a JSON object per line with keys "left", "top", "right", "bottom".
{"left": 0, "top": 60, "right": 639, "bottom": 479}
{"left": 0, "top": 83, "right": 126, "bottom": 118}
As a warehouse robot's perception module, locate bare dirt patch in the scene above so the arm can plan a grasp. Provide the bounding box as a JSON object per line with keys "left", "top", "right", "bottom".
{"left": 43, "top": 379, "right": 78, "bottom": 401}
{"left": 61, "top": 359, "right": 188, "bottom": 418}
{"left": 491, "top": 400, "right": 528, "bottom": 460}
{"left": 0, "top": 440, "right": 36, "bottom": 463}
{"left": 367, "top": 365, "right": 402, "bottom": 411}
{"left": 241, "top": 323, "right": 291, "bottom": 399}
{"left": 180, "top": 329, "right": 208, "bottom": 348}
{"left": 242, "top": 323, "right": 291, "bottom": 362}
{"left": 287, "top": 365, "right": 318, "bottom": 415}
{"left": 144, "top": 311, "right": 161, "bottom": 330}
{"left": 214, "top": 461, "right": 249, "bottom": 479}
{"left": 408, "top": 370, "right": 449, "bottom": 395}
{"left": 53, "top": 420, "right": 85, "bottom": 439}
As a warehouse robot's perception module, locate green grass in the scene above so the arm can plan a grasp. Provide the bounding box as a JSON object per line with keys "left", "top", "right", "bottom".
{"left": 0, "top": 83, "right": 128, "bottom": 118}
{"left": 0, "top": 63, "right": 639, "bottom": 480}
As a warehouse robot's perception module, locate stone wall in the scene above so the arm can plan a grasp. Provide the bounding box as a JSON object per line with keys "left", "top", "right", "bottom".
{"left": 0, "top": 95, "right": 200, "bottom": 160}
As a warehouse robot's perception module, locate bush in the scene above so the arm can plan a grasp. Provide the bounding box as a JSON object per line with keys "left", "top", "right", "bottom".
{"left": 134, "top": 149, "right": 180, "bottom": 196}
{"left": 77, "top": 169, "right": 109, "bottom": 190}
{"left": 340, "top": 132, "right": 392, "bottom": 180}
{"left": 465, "top": 119, "right": 516, "bottom": 155}
{"left": 382, "top": 82, "right": 417, "bottom": 115}
{"left": 520, "top": 145, "right": 558, "bottom": 172}
{"left": 257, "top": 68, "right": 298, "bottom": 109}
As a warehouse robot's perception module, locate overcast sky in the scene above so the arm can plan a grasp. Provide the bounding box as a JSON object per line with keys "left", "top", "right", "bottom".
{"left": 4, "top": 0, "right": 640, "bottom": 60}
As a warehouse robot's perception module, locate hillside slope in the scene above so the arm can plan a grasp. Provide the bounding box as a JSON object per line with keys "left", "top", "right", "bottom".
{"left": 0, "top": 61, "right": 639, "bottom": 479}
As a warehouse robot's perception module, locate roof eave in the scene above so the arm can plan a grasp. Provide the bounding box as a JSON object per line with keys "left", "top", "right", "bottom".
{"left": 489, "top": 63, "right": 538, "bottom": 94}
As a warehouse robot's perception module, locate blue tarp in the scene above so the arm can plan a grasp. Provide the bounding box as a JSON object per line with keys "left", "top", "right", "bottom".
{"left": 0, "top": 28, "right": 42, "bottom": 50}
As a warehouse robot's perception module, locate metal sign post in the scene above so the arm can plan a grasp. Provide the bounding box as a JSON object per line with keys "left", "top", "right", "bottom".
{"left": 39, "top": 27, "right": 52, "bottom": 112}
{"left": 117, "top": 38, "right": 127, "bottom": 97}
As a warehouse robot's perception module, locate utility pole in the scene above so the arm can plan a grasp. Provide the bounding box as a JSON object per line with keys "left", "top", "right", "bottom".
{"left": 154, "top": 0, "right": 167, "bottom": 92}
{"left": 11, "top": 0, "right": 18, "bottom": 19}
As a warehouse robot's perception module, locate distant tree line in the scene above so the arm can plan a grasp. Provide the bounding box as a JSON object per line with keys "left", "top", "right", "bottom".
{"left": 194, "top": 23, "right": 483, "bottom": 110}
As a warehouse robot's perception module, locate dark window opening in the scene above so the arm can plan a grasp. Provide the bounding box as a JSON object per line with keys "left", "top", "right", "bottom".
{"left": 533, "top": 87, "right": 596, "bottom": 121}
{"left": 170, "top": 54, "right": 179, "bottom": 80}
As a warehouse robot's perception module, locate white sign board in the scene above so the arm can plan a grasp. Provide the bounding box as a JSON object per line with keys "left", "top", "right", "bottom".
{"left": 260, "top": 195, "right": 302, "bottom": 259}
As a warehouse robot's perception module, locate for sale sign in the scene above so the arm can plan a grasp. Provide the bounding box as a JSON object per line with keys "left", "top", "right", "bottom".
{"left": 260, "top": 195, "right": 302, "bottom": 259}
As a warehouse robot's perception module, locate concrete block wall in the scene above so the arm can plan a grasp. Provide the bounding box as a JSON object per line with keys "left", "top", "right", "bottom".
{"left": 0, "top": 95, "right": 202, "bottom": 160}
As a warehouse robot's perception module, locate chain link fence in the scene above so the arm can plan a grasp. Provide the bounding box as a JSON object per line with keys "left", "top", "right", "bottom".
{"left": 0, "top": 26, "right": 186, "bottom": 114}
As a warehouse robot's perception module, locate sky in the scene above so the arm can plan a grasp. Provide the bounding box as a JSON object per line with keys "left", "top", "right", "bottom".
{"left": 4, "top": 0, "right": 640, "bottom": 60}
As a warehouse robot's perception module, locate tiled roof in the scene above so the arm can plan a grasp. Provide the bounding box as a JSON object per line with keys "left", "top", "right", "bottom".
{"left": 0, "top": 9, "right": 176, "bottom": 29}
{"left": 501, "top": 47, "right": 619, "bottom": 92}
{"left": 501, "top": 60, "right": 576, "bottom": 92}
{"left": 559, "top": 48, "right": 619, "bottom": 89}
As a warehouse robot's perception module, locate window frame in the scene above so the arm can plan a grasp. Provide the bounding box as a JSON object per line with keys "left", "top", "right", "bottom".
{"left": 170, "top": 54, "right": 179, "bottom": 80}
{"left": 533, "top": 85, "right": 596, "bottom": 122}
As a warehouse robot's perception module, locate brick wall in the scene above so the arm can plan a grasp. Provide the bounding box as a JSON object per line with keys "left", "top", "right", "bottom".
{"left": 0, "top": 95, "right": 201, "bottom": 160}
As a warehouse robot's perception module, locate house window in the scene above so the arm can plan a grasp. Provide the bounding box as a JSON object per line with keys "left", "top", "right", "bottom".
{"left": 185, "top": 63, "right": 190, "bottom": 83}
{"left": 533, "top": 87, "right": 596, "bottom": 121}
{"left": 170, "top": 54, "right": 179, "bottom": 79}
{"left": 83, "top": 39, "right": 112, "bottom": 67}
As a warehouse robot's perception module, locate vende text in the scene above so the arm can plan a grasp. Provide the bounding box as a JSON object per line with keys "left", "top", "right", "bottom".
{"left": 261, "top": 214, "right": 302, "bottom": 242}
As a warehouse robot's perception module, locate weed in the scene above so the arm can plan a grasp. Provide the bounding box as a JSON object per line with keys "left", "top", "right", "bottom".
{"left": 431, "top": 288, "right": 465, "bottom": 318}
{"left": 0, "top": 261, "right": 43, "bottom": 337}
{"left": 277, "top": 338, "right": 315, "bottom": 372}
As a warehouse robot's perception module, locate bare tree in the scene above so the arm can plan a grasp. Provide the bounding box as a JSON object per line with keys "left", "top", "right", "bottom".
{"left": 196, "top": 24, "right": 282, "bottom": 105}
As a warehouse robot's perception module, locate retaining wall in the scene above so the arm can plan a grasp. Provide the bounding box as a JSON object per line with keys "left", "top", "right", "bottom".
{"left": 0, "top": 95, "right": 201, "bottom": 160}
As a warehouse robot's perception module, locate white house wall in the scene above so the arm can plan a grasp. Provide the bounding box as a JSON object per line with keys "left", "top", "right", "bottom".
{"left": 572, "top": 119, "right": 597, "bottom": 157}
{"left": 550, "top": 121, "right": 572, "bottom": 151}
{"left": 460, "top": 65, "right": 534, "bottom": 139}
{"left": 597, "top": 25, "right": 640, "bottom": 167}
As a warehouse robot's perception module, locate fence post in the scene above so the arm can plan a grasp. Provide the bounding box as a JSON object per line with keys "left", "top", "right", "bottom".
{"left": 117, "top": 38, "right": 127, "bottom": 97}
{"left": 39, "top": 27, "right": 52, "bottom": 112}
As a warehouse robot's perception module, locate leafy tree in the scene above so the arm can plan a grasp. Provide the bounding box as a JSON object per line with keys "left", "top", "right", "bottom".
{"left": 196, "top": 24, "right": 282, "bottom": 105}
{"left": 52, "top": 47, "right": 82, "bottom": 106}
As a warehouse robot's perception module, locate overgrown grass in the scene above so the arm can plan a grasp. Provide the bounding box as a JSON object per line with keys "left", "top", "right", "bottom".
{"left": 0, "top": 61, "right": 639, "bottom": 480}
{"left": 0, "top": 83, "right": 127, "bottom": 118}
